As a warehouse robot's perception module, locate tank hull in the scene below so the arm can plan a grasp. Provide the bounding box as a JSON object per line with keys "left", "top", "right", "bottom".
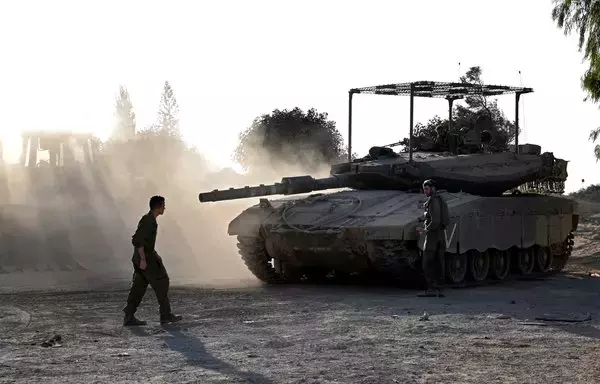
{"left": 229, "top": 190, "right": 578, "bottom": 285}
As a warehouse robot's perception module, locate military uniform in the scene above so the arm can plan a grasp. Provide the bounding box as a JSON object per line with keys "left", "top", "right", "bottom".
{"left": 123, "top": 212, "right": 174, "bottom": 323}
{"left": 422, "top": 194, "right": 447, "bottom": 289}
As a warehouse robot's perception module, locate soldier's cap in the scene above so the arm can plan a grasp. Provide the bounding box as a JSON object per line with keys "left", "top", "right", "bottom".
{"left": 422, "top": 179, "right": 435, "bottom": 188}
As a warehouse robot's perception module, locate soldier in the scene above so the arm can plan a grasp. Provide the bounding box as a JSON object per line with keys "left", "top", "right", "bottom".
{"left": 123, "top": 195, "right": 182, "bottom": 326}
{"left": 416, "top": 179, "right": 449, "bottom": 297}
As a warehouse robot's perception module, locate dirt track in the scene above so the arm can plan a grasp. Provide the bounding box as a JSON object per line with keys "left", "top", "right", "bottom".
{"left": 2, "top": 224, "right": 600, "bottom": 383}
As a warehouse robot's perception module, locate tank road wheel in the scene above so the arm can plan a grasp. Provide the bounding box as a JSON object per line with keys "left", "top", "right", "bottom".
{"left": 489, "top": 250, "right": 511, "bottom": 280}
{"left": 534, "top": 246, "right": 553, "bottom": 273}
{"left": 467, "top": 250, "right": 490, "bottom": 282}
{"left": 445, "top": 253, "right": 467, "bottom": 284}
{"left": 515, "top": 248, "right": 535, "bottom": 275}
{"left": 237, "top": 236, "right": 282, "bottom": 284}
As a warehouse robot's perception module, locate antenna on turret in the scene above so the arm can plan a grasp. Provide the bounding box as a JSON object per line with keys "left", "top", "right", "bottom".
{"left": 518, "top": 70, "right": 526, "bottom": 144}
{"left": 458, "top": 62, "right": 461, "bottom": 79}
{"left": 518, "top": 70, "right": 523, "bottom": 85}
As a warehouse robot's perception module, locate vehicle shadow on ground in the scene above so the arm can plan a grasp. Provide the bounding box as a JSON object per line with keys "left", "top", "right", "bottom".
{"left": 240, "top": 273, "right": 600, "bottom": 339}
{"left": 129, "top": 326, "right": 274, "bottom": 383}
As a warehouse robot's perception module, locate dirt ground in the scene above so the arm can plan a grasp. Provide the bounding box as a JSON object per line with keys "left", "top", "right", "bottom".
{"left": 2, "top": 220, "right": 600, "bottom": 383}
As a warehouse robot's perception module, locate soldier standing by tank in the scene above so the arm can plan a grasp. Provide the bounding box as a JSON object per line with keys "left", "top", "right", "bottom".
{"left": 416, "top": 179, "right": 449, "bottom": 297}
{"left": 122, "top": 195, "right": 182, "bottom": 326}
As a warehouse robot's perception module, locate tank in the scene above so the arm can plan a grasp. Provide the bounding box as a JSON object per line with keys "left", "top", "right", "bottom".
{"left": 198, "top": 81, "right": 579, "bottom": 286}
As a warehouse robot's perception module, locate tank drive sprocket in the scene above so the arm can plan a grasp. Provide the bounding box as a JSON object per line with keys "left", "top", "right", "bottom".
{"left": 237, "top": 235, "right": 283, "bottom": 284}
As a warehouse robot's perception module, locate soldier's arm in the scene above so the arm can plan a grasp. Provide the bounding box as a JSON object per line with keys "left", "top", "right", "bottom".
{"left": 425, "top": 197, "right": 442, "bottom": 232}
{"left": 132, "top": 216, "right": 152, "bottom": 260}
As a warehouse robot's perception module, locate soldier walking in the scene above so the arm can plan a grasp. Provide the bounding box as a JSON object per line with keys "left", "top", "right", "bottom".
{"left": 416, "top": 179, "right": 449, "bottom": 297}
{"left": 123, "top": 195, "right": 182, "bottom": 326}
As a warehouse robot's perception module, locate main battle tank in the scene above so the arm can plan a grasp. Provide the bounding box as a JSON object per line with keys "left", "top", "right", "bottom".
{"left": 198, "top": 81, "right": 578, "bottom": 286}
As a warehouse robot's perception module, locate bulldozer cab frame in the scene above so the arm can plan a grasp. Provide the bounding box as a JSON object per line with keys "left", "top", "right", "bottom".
{"left": 19, "top": 131, "right": 99, "bottom": 169}
{"left": 347, "top": 81, "right": 533, "bottom": 163}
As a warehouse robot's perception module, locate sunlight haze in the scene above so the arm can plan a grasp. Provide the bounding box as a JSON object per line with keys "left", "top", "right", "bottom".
{"left": 0, "top": 0, "right": 596, "bottom": 191}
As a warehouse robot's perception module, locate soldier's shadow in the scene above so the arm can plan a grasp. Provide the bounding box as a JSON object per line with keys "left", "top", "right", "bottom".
{"left": 136, "top": 326, "right": 274, "bottom": 383}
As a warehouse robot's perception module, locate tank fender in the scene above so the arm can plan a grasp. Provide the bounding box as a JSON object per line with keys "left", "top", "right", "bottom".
{"left": 227, "top": 199, "right": 278, "bottom": 237}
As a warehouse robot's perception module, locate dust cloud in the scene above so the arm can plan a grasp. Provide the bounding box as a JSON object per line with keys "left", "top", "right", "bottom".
{"left": 175, "top": 147, "right": 332, "bottom": 286}
{"left": 0, "top": 137, "right": 334, "bottom": 290}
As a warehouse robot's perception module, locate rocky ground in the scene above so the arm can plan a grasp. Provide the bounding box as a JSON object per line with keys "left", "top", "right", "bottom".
{"left": 2, "top": 214, "right": 600, "bottom": 383}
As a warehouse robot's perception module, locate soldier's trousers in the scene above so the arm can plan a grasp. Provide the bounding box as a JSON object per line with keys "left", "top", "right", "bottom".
{"left": 124, "top": 252, "right": 172, "bottom": 318}
{"left": 422, "top": 240, "right": 446, "bottom": 288}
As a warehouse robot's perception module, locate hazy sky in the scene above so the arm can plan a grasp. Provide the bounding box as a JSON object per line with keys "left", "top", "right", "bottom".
{"left": 0, "top": 0, "right": 597, "bottom": 192}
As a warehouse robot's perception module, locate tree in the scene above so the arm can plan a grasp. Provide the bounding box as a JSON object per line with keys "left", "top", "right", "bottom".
{"left": 100, "top": 127, "right": 208, "bottom": 190}
{"left": 400, "top": 66, "right": 515, "bottom": 153}
{"left": 113, "top": 85, "right": 136, "bottom": 141}
{"left": 454, "top": 66, "right": 516, "bottom": 146}
{"left": 100, "top": 81, "right": 208, "bottom": 193}
{"left": 155, "top": 81, "right": 180, "bottom": 137}
{"left": 552, "top": 0, "right": 600, "bottom": 103}
{"left": 234, "top": 107, "right": 346, "bottom": 171}
{"left": 552, "top": 1, "right": 600, "bottom": 161}
{"left": 588, "top": 127, "right": 600, "bottom": 160}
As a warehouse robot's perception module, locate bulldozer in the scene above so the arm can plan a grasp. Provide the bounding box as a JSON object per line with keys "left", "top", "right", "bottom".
{"left": 0, "top": 130, "right": 123, "bottom": 274}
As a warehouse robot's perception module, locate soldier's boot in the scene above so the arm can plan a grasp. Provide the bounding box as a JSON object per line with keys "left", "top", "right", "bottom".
{"left": 417, "top": 284, "right": 437, "bottom": 297}
{"left": 123, "top": 315, "right": 147, "bottom": 326}
{"left": 160, "top": 313, "right": 183, "bottom": 324}
{"left": 124, "top": 270, "right": 149, "bottom": 326}
{"left": 418, "top": 279, "right": 444, "bottom": 298}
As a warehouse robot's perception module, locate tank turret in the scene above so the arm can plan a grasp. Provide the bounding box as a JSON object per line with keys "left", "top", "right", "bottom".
{"left": 199, "top": 144, "right": 568, "bottom": 202}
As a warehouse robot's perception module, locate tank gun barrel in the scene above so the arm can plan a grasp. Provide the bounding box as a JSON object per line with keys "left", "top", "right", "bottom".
{"left": 198, "top": 175, "right": 345, "bottom": 203}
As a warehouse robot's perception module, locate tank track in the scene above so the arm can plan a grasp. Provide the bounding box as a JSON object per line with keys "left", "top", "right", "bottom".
{"left": 236, "top": 232, "right": 575, "bottom": 288}
{"left": 237, "top": 235, "right": 347, "bottom": 284}
{"left": 237, "top": 236, "right": 284, "bottom": 284}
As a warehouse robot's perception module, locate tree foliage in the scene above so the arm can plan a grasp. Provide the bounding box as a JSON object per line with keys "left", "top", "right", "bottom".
{"left": 588, "top": 127, "right": 600, "bottom": 161}
{"left": 234, "top": 107, "right": 347, "bottom": 171}
{"left": 554, "top": 0, "right": 600, "bottom": 161}
{"left": 101, "top": 127, "right": 207, "bottom": 188}
{"left": 100, "top": 81, "right": 205, "bottom": 186}
{"left": 552, "top": 0, "right": 600, "bottom": 102}
{"left": 570, "top": 183, "right": 600, "bottom": 200}
{"left": 113, "top": 85, "right": 136, "bottom": 141}
{"left": 400, "top": 66, "right": 515, "bottom": 153}
{"left": 152, "top": 81, "right": 181, "bottom": 137}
